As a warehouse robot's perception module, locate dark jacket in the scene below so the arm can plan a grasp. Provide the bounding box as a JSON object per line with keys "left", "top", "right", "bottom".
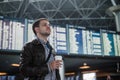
{"left": 19, "top": 39, "right": 60, "bottom": 80}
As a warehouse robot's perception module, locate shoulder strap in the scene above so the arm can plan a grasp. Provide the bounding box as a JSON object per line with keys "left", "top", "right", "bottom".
{"left": 45, "top": 45, "right": 53, "bottom": 63}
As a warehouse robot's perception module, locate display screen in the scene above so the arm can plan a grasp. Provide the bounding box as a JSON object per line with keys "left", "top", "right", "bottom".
{"left": 69, "top": 27, "right": 84, "bottom": 54}
{"left": 68, "top": 28, "right": 102, "bottom": 55}
{"left": 0, "top": 17, "right": 120, "bottom": 56}
{"left": 0, "top": 18, "right": 24, "bottom": 50}
{"left": 116, "top": 34, "right": 120, "bottom": 56}
{"left": 49, "top": 25, "right": 68, "bottom": 54}
{"left": 85, "top": 30, "right": 93, "bottom": 55}
{"left": 83, "top": 72, "right": 96, "bottom": 80}
{"left": 102, "top": 32, "right": 116, "bottom": 56}
{"left": 91, "top": 31, "right": 102, "bottom": 55}
{"left": 27, "top": 20, "right": 36, "bottom": 42}
{"left": 113, "top": 34, "right": 120, "bottom": 56}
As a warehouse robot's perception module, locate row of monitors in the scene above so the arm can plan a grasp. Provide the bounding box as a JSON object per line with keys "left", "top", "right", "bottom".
{"left": 0, "top": 18, "right": 120, "bottom": 56}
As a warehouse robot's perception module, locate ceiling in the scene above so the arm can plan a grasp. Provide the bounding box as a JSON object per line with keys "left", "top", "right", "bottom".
{"left": 0, "top": 0, "right": 120, "bottom": 30}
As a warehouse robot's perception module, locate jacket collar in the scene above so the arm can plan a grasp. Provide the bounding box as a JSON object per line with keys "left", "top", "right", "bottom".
{"left": 31, "top": 39, "right": 42, "bottom": 45}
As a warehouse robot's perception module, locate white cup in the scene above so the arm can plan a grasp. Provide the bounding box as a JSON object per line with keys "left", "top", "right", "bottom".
{"left": 55, "top": 56, "right": 64, "bottom": 80}
{"left": 55, "top": 56, "right": 62, "bottom": 61}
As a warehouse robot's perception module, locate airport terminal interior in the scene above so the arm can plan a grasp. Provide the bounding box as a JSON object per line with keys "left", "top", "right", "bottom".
{"left": 0, "top": 0, "right": 120, "bottom": 80}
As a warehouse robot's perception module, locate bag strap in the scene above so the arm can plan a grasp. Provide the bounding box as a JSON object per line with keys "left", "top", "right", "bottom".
{"left": 45, "top": 42, "right": 53, "bottom": 63}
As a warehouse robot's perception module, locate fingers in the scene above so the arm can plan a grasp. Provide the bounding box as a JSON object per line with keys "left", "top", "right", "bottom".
{"left": 49, "top": 60, "right": 62, "bottom": 71}
{"left": 55, "top": 60, "right": 62, "bottom": 69}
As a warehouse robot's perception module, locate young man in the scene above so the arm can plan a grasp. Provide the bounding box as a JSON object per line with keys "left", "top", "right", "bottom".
{"left": 20, "top": 18, "right": 62, "bottom": 80}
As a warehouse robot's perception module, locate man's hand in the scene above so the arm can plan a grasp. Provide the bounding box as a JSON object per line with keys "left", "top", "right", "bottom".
{"left": 49, "top": 60, "right": 62, "bottom": 71}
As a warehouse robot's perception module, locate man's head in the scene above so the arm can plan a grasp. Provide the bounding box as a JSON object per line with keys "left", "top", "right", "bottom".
{"left": 32, "top": 18, "right": 51, "bottom": 37}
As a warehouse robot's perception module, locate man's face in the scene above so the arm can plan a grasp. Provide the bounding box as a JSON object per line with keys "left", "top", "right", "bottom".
{"left": 38, "top": 20, "right": 51, "bottom": 36}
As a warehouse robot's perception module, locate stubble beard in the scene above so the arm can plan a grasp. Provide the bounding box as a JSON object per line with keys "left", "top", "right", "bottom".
{"left": 40, "top": 32, "right": 50, "bottom": 37}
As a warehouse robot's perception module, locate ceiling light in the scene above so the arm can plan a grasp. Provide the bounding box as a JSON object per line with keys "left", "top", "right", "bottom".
{"left": 11, "top": 64, "right": 20, "bottom": 67}
{"left": 65, "top": 72, "right": 75, "bottom": 76}
{"left": 0, "top": 72, "right": 7, "bottom": 76}
{"left": 79, "top": 63, "right": 90, "bottom": 69}
{"left": 81, "top": 70, "right": 99, "bottom": 73}
{"left": 80, "top": 65, "right": 90, "bottom": 69}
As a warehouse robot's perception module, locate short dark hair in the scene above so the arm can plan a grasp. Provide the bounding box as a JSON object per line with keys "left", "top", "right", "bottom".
{"left": 32, "top": 18, "right": 48, "bottom": 35}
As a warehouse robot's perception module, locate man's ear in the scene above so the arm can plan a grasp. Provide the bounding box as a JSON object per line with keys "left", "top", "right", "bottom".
{"left": 35, "top": 27, "right": 39, "bottom": 34}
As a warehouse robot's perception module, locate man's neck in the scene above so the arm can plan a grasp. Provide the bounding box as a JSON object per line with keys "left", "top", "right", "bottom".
{"left": 37, "top": 34, "right": 48, "bottom": 43}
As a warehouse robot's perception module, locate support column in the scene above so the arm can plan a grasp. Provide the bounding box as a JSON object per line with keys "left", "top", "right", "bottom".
{"left": 106, "top": 5, "right": 120, "bottom": 32}
{"left": 114, "top": 11, "right": 120, "bottom": 32}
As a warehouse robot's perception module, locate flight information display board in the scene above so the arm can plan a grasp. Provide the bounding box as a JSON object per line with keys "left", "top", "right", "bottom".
{"left": 0, "top": 17, "right": 120, "bottom": 56}
{"left": 85, "top": 30, "right": 93, "bottom": 55}
{"left": 110, "top": 34, "right": 120, "bottom": 56}
{"left": 49, "top": 25, "right": 68, "bottom": 54}
{"left": 68, "top": 27, "right": 102, "bottom": 55}
{"left": 27, "top": 20, "right": 36, "bottom": 42}
{"left": 84, "top": 30, "right": 102, "bottom": 55}
{"left": 101, "top": 32, "right": 116, "bottom": 56}
{"left": 48, "top": 25, "right": 55, "bottom": 49}
{"left": 91, "top": 31, "right": 102, "bottom": 55}
{"left": 69, "top": 27, "right": 84, "bottom": 54}
{"left": 116, "top": 34, "right": 120, "bottom": 56}
{"left": 0, "top": 18, "right": 24, "bottom": 50}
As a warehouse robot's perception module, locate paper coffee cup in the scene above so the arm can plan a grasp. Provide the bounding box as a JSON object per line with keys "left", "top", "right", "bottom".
{"left": 55, "top": 56, "right": 62, "bottom": 60}
{"left": 55, "top": 56, "right": 64, "bottom": 80}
